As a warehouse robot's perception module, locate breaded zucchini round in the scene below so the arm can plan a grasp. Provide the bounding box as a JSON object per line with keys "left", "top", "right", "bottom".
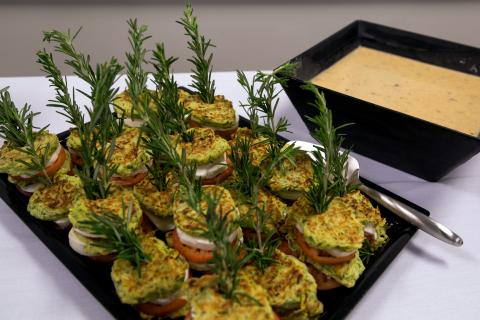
{"left": 175, "top": 128, "right": 229, "bottom": 166}
{"left": 0, "top": 132, "right": 61, "bottom": 176}
{"left": 186, "top": 273, "right": 277, "bottom": 320}
{"left": 68, "top": 191, "right": 143, "bottom": 257}
{"left": 244, "top": 250, "right": 323, "bottom": 319}
{"left": 27, "top": 174, "right": 83, "bottom": 221}
{"left": 109, "top": 127, "right": 151, "bottom": 186}
{"left": 341, "top": 190, "right": 389, "bottom": 250}
{"left": 268, "top": 151, "right": 313, "bottom": 201}
{"left": 133, "top": 175, "right": 177, "bottom": 231}
{"left": 183, "top": 93, "right": 238, "bottom": 129}
{"left": 292, "top": 196, "right": 365, "bottom": 253}
{"left": 111, "top": 236, "right": 189, "bottom": 306}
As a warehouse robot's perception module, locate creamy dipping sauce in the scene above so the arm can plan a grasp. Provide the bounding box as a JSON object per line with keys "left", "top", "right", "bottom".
{"left": 311, "top": 46, "right": 480, "bottom": 137}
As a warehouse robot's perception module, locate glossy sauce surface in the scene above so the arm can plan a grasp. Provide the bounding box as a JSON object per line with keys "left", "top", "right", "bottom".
{"left": 311, "top": 47, "right": 480, "bottom": 136}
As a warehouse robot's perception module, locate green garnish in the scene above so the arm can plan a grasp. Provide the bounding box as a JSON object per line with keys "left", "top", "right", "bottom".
{"left": 178, "top": 3, "right": 216, "bottom": 103}
{"left": 38, "top": 31, "right": 123, "bottom": 199}
{"left": 77, "top": 199, "right": 150, "bottom": 276}
{"left": 237, "top": 65, "right": 298, "bottom": 166}
{"left": 302, "top": 83, "right": 358, "bottom": 212}
{"left": 0, "top": 87, "right": 52, "bottom": 185}
{"left": 124, "top": 18, "right": 151, "bottom": 115}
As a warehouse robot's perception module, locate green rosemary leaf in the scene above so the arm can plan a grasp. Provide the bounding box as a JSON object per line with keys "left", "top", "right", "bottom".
{"left": 77, "top": 199, "right": 150, "bottom": 276}
{"left": 125, "top": 18, "right": 151, "bottom": 115}
{"left": 177, "top": 3, "right": 216, "bottom": 103}
{"left": 300, "top": 83, "right": 357, "bottom": 213}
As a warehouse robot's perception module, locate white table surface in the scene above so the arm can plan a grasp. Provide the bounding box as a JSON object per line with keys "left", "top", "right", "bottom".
{"left": 0, "top": 72, "right": 479, "bottom": 320}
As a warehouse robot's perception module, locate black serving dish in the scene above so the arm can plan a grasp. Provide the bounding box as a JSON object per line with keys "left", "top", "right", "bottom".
{"left": 277, "top": 20, "right": 480, "bottom": 181}
{"left": 0, "top": 119, "right": 430, "bottom": 320}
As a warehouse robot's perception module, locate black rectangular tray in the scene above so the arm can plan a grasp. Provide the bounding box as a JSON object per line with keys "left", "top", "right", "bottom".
{"left": 0, "top": 123, "right": 430, "bottom": 320}
{"left": 277, "top": 20, "right": 480, "bottom": 182}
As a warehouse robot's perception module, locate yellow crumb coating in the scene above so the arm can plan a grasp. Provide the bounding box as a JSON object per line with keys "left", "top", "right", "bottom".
{"left": 0, "top": 132, "right": 60, "bottom": 176}
{"left": 108, "top": 127, "right": 151, "bottom": 177}
{"left": 268, "top": 151, "right": 313, "bottom": 194}
{"left": 290, "top": 196, "right": 365, "bottom": 252}
{"left": 231, "top": 127, "right": 270, "bottom": 167}
{"left": 113, "top": 90, "right": 157, "bottom": 119}
{"left": 229, "top": 188, "right": 287, "bottom": 233}
{"left": 28, "top": 174, "right": 84, "bottom": 221}
{"left": 111, "top": 236, "right": 189, "bottom": 305}
{"left": 133, "top": 175, "right": 177, "bottom": 218}
{"left": 173, "top": 185, "right": 239, "bottom": 237}
{"left": 174, "top": 128, "right": 229, "bottom": 165}
{"left": 243, "top": 250, "right": 323, "bottom": 319}
{"left": 69, "top": 190, "right": 142, "bottom": 233}
{"left": 186, "top": 273, "right": 276, "bottom": 320}
{"left": 342, "top": 190, "right": 389, "bottom": 249}
{"left": 183, "top": 94, "right": 237, "bottom": 129}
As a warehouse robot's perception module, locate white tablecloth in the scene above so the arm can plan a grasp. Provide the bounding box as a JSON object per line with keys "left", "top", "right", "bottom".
{"left": 0, "top": 72, "right": 479, "bottom": 320}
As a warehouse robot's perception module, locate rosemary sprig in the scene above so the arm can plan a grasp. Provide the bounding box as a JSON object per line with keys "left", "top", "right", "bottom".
{"left": 37, "top": 38, "right": 122, "bottom": 199}
{"left": 42, "top": 28, "right": 124, "bottom": 137}
{"left": 77, "top": 200, "right": 150, "bottom": 276}
{"left": 125, "top": 18, "right": 151, "bottom": 115}
{"left": 149, "top": 43, "right": 192, "bottom": 141}
{"left": 302, "top": 83, "right": 357, "bottom": 200}
{"left": 228, "top": 136, "right": 294, "bottom": 271}
{"left": 359, "top": 241, "right": 375, "bottom": 265}
{"left": 0, "top": 87, "right": 52, "bottom": 184}
{"left": 236, "top": 65, "right": 297, "bottom": 165}
{"left": 304, "top": 148, "right": 338, "bottom": 213}
{"left": 201, "top": 193, "right": 252, "bottom": 300}
{"left": 177, "top": 3, "right": 216, "bottom": 103}
{"left": 0, "top": 88, "right": 46, "bottom": 147}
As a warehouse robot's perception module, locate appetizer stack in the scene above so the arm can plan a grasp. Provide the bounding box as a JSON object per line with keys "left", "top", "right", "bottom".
{"left": 0, "top": 3, "right": 389, "bottom": 319}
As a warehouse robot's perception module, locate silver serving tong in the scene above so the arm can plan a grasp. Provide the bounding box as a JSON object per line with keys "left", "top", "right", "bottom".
{"left": 289, "top": 140, "right": 463, "bottom": 247}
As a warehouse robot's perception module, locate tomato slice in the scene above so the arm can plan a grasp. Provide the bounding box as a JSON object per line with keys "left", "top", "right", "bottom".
{"left": 201, "top": 166, "right": 233, "bottom": 185}
{"left": 42, "top": 146, "right": 67, "bottom": 177}
{"left": 172, "top": 229, "right": 213, "bottom": 264}
{"left": 277, "top": 240, "right": 298, "bottom": 258}
{"left": 111, "top": 170, "right": 148, "bottom": 187}
{"left": 294, "top": 230, "right": 355, "bottom": 265}
{"left": 12, "top": 146, "right": 67, "bottom": 181}
{"left": 136, "top": 298, "right": 187, "bottom": 317}
{"left": 184, "top": 311, "right": 193, "bottom": 320}
{"left": 307, "top": 265, "right": 342, "bottom": 291}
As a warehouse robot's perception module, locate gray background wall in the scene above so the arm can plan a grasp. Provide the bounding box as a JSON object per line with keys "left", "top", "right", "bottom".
{"left": 1, "top": 0, "right": 480, "bottom": 77}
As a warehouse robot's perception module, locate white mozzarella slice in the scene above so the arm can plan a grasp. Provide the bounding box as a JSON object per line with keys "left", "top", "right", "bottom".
{"left": 73, "top": 227, "right": 106, "bottom": 239}
{"left": 111, "top": 166, "right": 148, "bottom": 179}
{"left": 68, "top": 229, "right": 96, "bottom": 256}
{"left": 195, "top": 154, "right": 227, "bottom": 180}
{"left": 364, "top": 222, "right": 377, "bottom": 240}
{"left": 176, "top": 227, "right": 239, "bottom": 251}
{"left": 123, "top": 118, "right": 145, "bottom": 128}
{"left": 54, "top": 217, "right": 71, "bottom": 229}
{"left": 18, "top": 182, "right": 44, "bottom": 194}
{"left": 325, "top": 248, "right": 356, "bottom": 258}
{"left": 46, "top": 144, "right": 63, "bottom": 167}
{"left": 296, "top": 223, "right": 355, "bottom": 257}
{"left": 145, "top": 211, "right": 175, "bottom": 232}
